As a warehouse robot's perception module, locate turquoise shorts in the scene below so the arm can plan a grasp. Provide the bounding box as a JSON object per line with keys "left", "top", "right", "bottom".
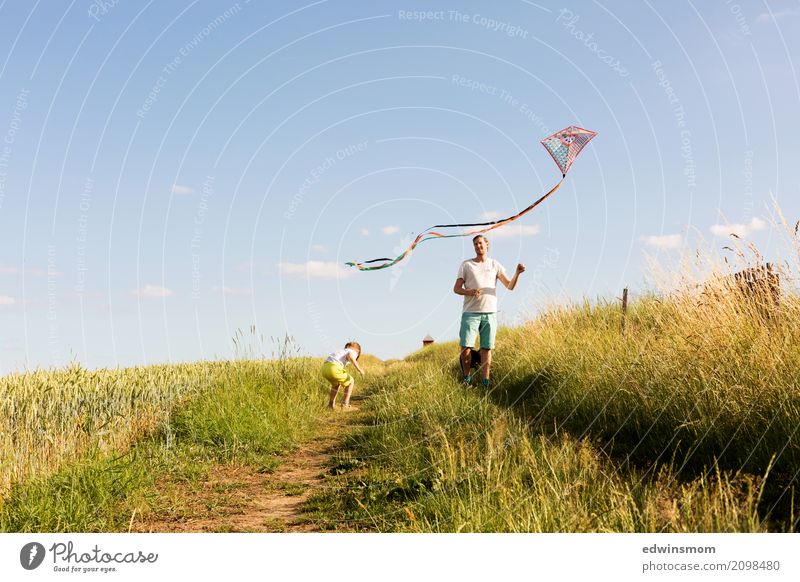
{"left": 459, "top": 312, "right": 497, "bottom": 350}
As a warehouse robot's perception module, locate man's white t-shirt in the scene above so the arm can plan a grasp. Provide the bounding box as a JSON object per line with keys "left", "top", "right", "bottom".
{"left": 456, "top": 258, "right": 507, "bottom": 313}
{"left": 325, "top": 348, "right": 357, "bottom": 367}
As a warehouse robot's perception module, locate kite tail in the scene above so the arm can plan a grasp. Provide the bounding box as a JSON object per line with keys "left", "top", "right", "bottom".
{"left": 345, "top": 179, "right": 564, "bottom": 271}
{"left": 465, "top": 177, "right": 563, "bottom": 235}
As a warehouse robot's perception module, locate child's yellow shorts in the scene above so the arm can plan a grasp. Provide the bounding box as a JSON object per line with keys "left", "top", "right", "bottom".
{"left": 321, "top": 361, "right": 354, "bottom": 388}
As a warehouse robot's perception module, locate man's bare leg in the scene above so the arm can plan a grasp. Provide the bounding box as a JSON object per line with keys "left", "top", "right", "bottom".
{"left": 460, "top": 347, "right": 472, "bottom": 379}
{"left": 480, "top": 348, "right": 492, "bottom": 383}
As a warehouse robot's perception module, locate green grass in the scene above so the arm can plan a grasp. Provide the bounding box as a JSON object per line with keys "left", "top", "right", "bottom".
{"left": 0, "top": 357, "right": 327, "bottom": 532}
{"left": 0, "top": 361, "right": 223, "bottom": 494}
{"left": 491, "top": 293, "right": 800, "bottom": 478}
{"left": 4, "top": 258, "right": 799, "bottom": 533}
{"left": 315, "top": 342, "right": 778, "bottom": 532}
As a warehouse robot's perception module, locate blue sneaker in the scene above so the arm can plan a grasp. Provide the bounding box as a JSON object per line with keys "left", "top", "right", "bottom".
{"left": 481, "top": 378, "right": 490, "bottom": 387}
{"left": 464, "top": 375, "right": 472, "bottom": 384}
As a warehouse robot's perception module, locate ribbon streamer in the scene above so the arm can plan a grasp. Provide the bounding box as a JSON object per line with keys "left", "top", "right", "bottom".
{"left": 346, "top": 179, "right": 564, "bottom": 271}
{"left": 345, "top": 125, "right": 595, "bottom": 272}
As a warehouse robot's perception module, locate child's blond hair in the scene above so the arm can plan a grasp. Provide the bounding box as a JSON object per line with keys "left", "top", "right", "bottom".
{"left": 345, "top": 341, "right": 361, "bottom": 359}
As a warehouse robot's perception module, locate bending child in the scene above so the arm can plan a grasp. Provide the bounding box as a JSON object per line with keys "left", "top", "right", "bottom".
{"left": 321, "top": 341, "right": 365, "bottom": 409}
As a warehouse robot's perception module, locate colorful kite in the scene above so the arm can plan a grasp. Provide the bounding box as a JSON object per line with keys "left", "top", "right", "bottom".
{"left": 346, "top": 125, "right": 597, "bottom": 271}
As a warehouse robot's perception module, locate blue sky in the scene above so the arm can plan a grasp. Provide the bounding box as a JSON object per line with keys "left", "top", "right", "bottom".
{"left": 0, "top": 0, "right": 798, "bottom": 371}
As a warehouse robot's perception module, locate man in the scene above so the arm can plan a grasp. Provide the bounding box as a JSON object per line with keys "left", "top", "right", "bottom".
{"left": 453, "top": 234, "right": 525, "bottom": 386}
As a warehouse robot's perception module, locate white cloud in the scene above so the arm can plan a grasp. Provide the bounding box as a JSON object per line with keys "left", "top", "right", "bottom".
{"left": 360, "top": 228, "right": 370, "bottom": 236}
{"left": 211, "top": 286, "right": 252, "bottom": 296}
{"left": 641, "top": 234, "right": 682, "bottom": 249}
{"left": 1, "top": 337, "right": 22, "bottom": 351}
{"left": 0, "top": 266, "right": 47, "bottom": 276}
{"left": 233, "top": 261, "right": 254, "bottom": 272}
{"left": 485, "top": 224, "right": 540, "bottom": 239}
{"left": 132, "top": 285, "right": 175, "bottom": 298}
{"left": 0, "top": 295, "right": 15, "bottom": 305}
{"left": 171, "top": 184, "right": 194, "bottom": 195}
{"left": 382, "top": 226, "right": 400, "bottom": 235}
{"left": 232, "top": 261, "right": 274, "bottom": 276}
{"left": 709, "top": 217, "right": 766, "bottom": 238}
{"left": 479, "top": 210, "right": 502, "bottom": 221}
{"left": 757, "top": 8, "right": 800, "bottom": 23}
{"left": 311, "top": 244, "right": 328, "bottom": 253}
{"left": 278, "top": 261, "right": 354, "bottom": 279}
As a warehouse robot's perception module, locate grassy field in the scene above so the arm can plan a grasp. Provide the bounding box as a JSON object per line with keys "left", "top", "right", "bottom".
{"left": 2, "top": 259, "right": 798, "bottom": 532}
{"left": 315, "top": 262, "right": 800, "bottom": 532}
{"left": 314, "top": 348, "right": 777, "bottom": 532}
{"left": 0, "top": 354, "right": 325, "bottom": 532}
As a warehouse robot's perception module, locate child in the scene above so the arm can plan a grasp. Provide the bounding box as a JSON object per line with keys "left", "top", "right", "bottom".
{"left": 322, "top": 341, "right": 365, "bottom": 409}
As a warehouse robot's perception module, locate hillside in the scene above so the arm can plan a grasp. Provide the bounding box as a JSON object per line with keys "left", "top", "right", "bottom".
{"left": 2, "top": 286, "right": 798, "bottom": 532}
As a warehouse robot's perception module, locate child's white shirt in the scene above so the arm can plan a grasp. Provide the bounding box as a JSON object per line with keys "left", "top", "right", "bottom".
{"left": 325, "top": 348, "right": 357, "bottom": 367}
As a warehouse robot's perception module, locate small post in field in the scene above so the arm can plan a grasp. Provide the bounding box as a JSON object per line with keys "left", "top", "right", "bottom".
{"left": 731, "top": 262, "right": 781, "bottom": 321}
{"left": 621, "top": 287, "right": 628, "bottom": 336}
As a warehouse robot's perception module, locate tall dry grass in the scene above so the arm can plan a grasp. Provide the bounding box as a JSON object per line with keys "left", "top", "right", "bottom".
{"left": 0, "top": 344, "right": 329, "bottom": 531}
{"left": 326, "top": 345, "right": 769, "bottom": 532}
{"left": 323, "top": 226, "right": 800, "bottom": 531}
{"left": 497, "top": 234, "right": 800, "bottom": 478}
{"left": 0, "top": 362, "right": 222, "bottom": 496}
{"left": 0, "top": 333, "right": 325, "bottom": 499}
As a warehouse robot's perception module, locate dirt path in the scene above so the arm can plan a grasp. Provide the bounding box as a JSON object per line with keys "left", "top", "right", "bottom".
{"left": 134, "top": 412, "right": 358, "bottom": 533}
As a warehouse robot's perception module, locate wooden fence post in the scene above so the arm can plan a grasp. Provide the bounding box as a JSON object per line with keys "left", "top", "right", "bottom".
{"left": 621, "top": 287, "right": 628, "bottom": 336}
